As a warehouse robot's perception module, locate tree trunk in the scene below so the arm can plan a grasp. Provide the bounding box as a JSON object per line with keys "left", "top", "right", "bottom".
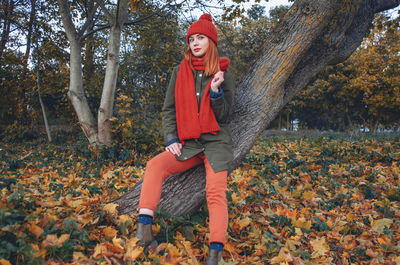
{"left": 97, "top": 0, "right": 129, "bottom": 146}
{"left": 24, "top": 0, "right": 36, "bottom": 61}
{"left": 286, "top": 111, "right": 290, "bottom": 131}
{"left": 68, "top": 38, "right": 98, "bottom": 143}
{"left": 0, "top": 0, "right": 14, "bottom": 59}
{"left": 115, "top": 0, "right": 400, "bottom": 216}
{"left": 58, "top": 0, "right": 98, "bottom": 143}
{"left": 279, "top": 113, "right": 282, "bottom": 130}
{"left": 37, "top": 68, "right": 52, "bottom": 142}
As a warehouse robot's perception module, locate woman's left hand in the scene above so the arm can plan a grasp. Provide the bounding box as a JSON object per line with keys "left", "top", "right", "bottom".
{"left": 211, "top": 71, "right": 224, "bottom": 92}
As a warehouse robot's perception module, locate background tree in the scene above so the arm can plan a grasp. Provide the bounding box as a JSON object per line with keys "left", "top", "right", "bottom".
{"left": 291, "top": 14, "right": 400, "bottom": 132}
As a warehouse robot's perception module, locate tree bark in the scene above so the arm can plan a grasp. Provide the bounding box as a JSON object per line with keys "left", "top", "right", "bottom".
{"left": 37, "top": 67, "right": 52, "bottom": 142}
{"left": 58, "top": 0, "right": 98, "bottom": 143}
{"left": 115, "top": 0, "right": 400, "bottom": 216}
{"left": 97, "top": 0, "right": 129, "bottom": 146}
{"left": 0, "top": 0, "right": 14, "bottom": 59}
{"left": 24, "top": 0, "right": 36, "bottom": 61}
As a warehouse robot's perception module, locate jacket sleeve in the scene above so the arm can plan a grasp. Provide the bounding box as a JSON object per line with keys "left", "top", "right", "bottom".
{"left": 210, "top": 69, "right": 235, "bottom": 123}
{"left": 162, "top": 66, "right": 179, "bottom": 144}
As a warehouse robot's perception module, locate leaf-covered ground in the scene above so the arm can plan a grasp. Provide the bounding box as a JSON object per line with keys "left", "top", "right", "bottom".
{"left": 1, "top": 133, "right": 399, "bottom": 265}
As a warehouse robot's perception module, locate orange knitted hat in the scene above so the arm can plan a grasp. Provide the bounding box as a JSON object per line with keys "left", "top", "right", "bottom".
{"left": 186, "top": 14, "right": 218, "bottom": 46}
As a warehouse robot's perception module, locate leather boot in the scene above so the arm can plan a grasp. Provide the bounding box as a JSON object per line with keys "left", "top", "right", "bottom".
{"left": 136, "top": 223, "right": 158, "bottom": 253}
{"left": 205, "top": 249, "right": 223, "bottom": 265}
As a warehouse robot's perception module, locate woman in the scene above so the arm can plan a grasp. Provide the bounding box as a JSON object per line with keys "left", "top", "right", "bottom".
{"left": 136, "top": 13, "right": 235, "bottom": 265}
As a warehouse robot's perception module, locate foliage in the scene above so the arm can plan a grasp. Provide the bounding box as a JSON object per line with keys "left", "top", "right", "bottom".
{"left": 0, "top": 133, "right": 399, "bottom": 264}
{"left": 291, "top": 14, "right": 400, "bottom": 131}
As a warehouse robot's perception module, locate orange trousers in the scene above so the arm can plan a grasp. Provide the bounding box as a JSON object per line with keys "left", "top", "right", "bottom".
{"left": 138, "top": 151, "right": 228, "bottom": 244}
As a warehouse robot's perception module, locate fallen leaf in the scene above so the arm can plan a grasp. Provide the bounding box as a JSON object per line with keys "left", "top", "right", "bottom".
{"left": 42, "top": 234, "right": 70, "bottom": 248}
{"left": 372, "top": 218, "right": 393, "bottom": 233}
{"left": 103, "top": 226, "right": 118, "bottom": 238}
{"left": 103, "top": 203, "right": 119, "bottom": 216}
{"left": 366, "top": 248, "right": 378, "bottom": 258}
{"left": 29, "top": 223, "right": 44, "bottom": 238}
{"left": 310, "top": 237, "right": 330, "bottom": 258}
{"left": 0, "top": 259, "right": 12, "bottom": 265}
{"left": 270, "top": 247, "right": 294, "bottom": 264}
{"left": 237, "top": 217, "right": 252, "bottom": 229}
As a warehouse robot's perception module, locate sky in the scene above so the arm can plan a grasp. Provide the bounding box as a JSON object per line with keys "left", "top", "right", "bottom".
{"left": 184, "top": 0, "right": 292, "bottom": 22}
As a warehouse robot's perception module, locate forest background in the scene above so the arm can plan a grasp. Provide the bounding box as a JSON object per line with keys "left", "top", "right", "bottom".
{"left": 1, "top": 0, "right": 399, "bottom": 150}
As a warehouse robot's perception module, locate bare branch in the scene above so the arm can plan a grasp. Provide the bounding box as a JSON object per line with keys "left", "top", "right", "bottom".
{"left": 77, "top": 2, "right": 99, "bottom": 37}
{"left": 94, "top": 0, "right": 113, "bottom": 22}
{"left": 125, "top": 2, "right": 178, "bottom": 25}
{"left": 82, "top": 24, "right": 110, "bottom": 40}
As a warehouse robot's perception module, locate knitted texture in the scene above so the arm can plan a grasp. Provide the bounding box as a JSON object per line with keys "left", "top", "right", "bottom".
{"left": 175, "top": 57, "right": 230, "bottom": 143}
{"left": 186, "top": 13, "right": 218, "bottom": 46}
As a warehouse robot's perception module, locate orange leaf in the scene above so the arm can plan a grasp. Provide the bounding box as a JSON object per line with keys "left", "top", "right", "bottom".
{"left": 0, "top": 259, "right": 12, "bottom": 265}
{"left": 366, "top": 249, "right": 378, "bottom": 258}
{"left": 29, "top": 223, "right": 44, "bottom": 238}
{"left": 103, "top": 226, "right": 118, "bottom": 238}
{"left": 377, "top": 236, "right": 391, "bottom": 245}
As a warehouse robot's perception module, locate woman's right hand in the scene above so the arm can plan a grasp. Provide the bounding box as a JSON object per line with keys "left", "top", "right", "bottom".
{"left": 166, "top": 142, "right": 182, "bottom": 156}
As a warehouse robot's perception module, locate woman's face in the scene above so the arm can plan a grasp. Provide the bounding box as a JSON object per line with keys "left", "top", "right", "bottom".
{"left": 188, "top": 34, "right": 209, "bottom": 57}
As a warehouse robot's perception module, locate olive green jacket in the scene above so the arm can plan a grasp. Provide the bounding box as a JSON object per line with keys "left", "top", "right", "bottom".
{"left": 162, "top": 65, "right": 235, "bottom": 173}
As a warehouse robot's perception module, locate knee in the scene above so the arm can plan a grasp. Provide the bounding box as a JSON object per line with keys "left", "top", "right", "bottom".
{"left": 146, "top": 155, "right": 167, "bottom": 171}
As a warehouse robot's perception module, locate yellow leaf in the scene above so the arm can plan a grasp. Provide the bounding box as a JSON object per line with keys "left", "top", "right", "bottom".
{"left": 302, "top": 190, "right": 316, "bottom": 200}
{"left": 124, "top": 238, "right": 143, "bottom": 261}
{"left": 270, "top": 247, "right": 294, "bottom": 264}
{"left": 33, "top": 248, "right": 46, "bottom": 258}
{"left": 42, "top": 234, "right": 69, "bottom": 248}
{"left": 67, "top": 199, "right": 84, "bottom": 209}
{"left": 119, "top": 214, "right": 132, "bottom": 224}
{"left": 103, "top": 226, "right": 118, "bottom": 238}
{"left": 29, "top": 223, "right": 44, "bottom": 238}
{"left": 310, "top": 237, "right": 330, "bottom": 257}
{"left": 285, "top": 239, "right": 301, "bottom": 251}
{"left": 103, "top": 203, "right": 119, "bottom": 216}
{"left": 93, "top": 243, "right": 111, "bottom": 259}
{"left": 182, "top": 241, "right": 200, "bottom": 265}
{"left": 125, "top": 248, "right": 143, "bottom": 261}
{"left": 372, "top": 218, "right": 393, "bottom": 233}
{"left": 291, "top": 217, "right": 312, "bottom": 230}
{"left": 0, "top": 259, "right": 12, "bottom": 265}
{"left": 59, "top": 234, "right": 70, "bottom": 244}
{"left": 112, "top": 237, "right": 125, "bottom": 251}
{"left": 237, "top": 217, "right": 251, "bottom": 230}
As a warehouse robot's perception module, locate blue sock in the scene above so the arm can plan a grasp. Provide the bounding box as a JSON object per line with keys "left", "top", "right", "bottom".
{"left": 210, "top": 242, "right": 223, "bottom": 251}
{"left": 138, "top": 214, "right": 153, "bottom": 225}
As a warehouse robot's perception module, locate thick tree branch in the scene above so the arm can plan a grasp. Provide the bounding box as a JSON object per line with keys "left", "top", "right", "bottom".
{"left": 57, "top": 0, "right": 78, "bottom": 40}
{"left": 373, "top": 0, "right": 400, "bottom": 12}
